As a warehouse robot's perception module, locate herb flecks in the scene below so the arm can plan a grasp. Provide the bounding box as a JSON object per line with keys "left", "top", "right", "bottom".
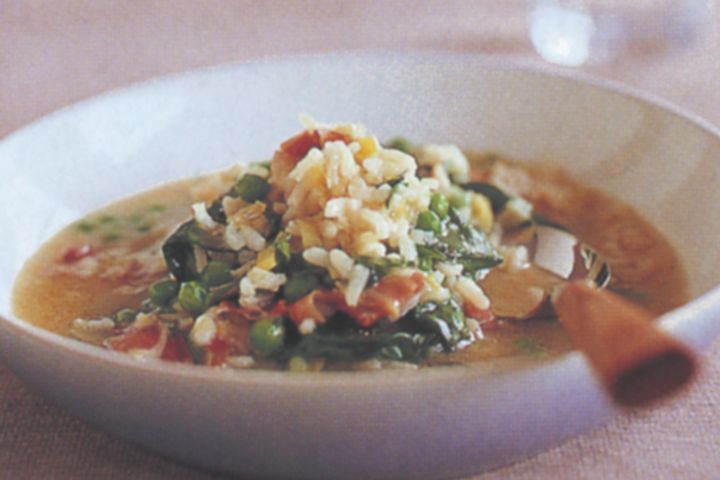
{"left": 515, "top": 336, "right": 548, "bottom": 357}
{"left": 75, "top": 205, "right": 167, "bottom": 243}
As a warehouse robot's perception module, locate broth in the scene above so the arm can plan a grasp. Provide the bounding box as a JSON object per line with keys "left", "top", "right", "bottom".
{"left": 12, "top": 155, "right": 688, "bottom": 367}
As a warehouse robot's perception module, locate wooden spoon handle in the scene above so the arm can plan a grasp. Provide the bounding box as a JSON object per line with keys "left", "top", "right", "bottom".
{"left": 552, "top": 281, "right": 697, "bottom": 407}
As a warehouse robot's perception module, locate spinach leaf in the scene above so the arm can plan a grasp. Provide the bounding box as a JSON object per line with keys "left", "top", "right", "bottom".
{"left": 279, "top": 253, "right": 335, "bottom": 302}
{"left": 206, "top": 198, "right": 227, "bottom": 224}
{"left": 401, "top": 299, "right": 473, "bottom": 352}
{"left": 417, "top": 207, "right": 503, "bottom": 278}
{"left": 290, "top": 331, "right": 433, "bottom": 364}
{"left": 162, "top": 220, "right": 229, "bottom": 281}
{"left": 284, "top": 299, "right": 473, "bottom": 365}
{"left": 356, "top": 255, "right": 407, "bottom": 284}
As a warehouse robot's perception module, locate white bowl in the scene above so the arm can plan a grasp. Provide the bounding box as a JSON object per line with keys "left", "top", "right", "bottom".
{"left": 1, "top": 53, "right": 720, "bottom": 480}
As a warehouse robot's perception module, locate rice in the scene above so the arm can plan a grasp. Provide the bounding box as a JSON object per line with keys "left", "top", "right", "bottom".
{"left": 328, "top": 249, "right": 354, "bottom": 279}
{"left": 240, "top": 225, "right": 266, "bottom": 252}
{"left": 453, "top": 277, "right": 490, "bottom": 310}
{"left": 298, "top": 318, "right": 317, "bottom": 335}
{"left": 190, "top": 312, "right": 217, "bottom": 346}
{"left": 303, "top": 247, "right": 329, "bottom": 267}
{"left": 417, "top": 144, "right": 470, "bottom": 183}
{"left": 280, "top": 125, "right": 438, "bottom": 262}
{"left": 192, "top": 202, "right": 218, "bottom": 230}
{"left": 345, "top": 264, "right": 370, "bottom": 307}
{"left": 224, "top": 224, "right": 246, "bottom": 250}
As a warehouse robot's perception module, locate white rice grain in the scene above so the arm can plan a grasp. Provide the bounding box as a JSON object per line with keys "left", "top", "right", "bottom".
{"left": 240, "top": 225, "right": 266, "bottom": 252}
{"left": 190, "top": 312, "right": 217, "bottom": 346}
{"left": 454, "top": 277, "right": 490, "bottom": 310}
{"left": 329, "top": 249, "right": 354, "bottom": 279}
{"left": 298, "top": 318, "right": 317, "bottom": 335}
{"left": 224, "top": 224, "right": 246, "bottom": 250}
{"left": 345, "top": 264, "right": 370, "bottom": 307}
{"left": 303, "top": 247, "right": 329, "bottom": 267}
{"left": 192, "top": 202, "right": 218, "bottom": 230}
{"left": 247, "top": 267, "right": 287, "bottom": 292}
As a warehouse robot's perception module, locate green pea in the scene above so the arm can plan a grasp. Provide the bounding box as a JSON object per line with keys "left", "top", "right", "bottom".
{"left": 283, "top": 273, "right": 319, "bottom": 303}
{"left": 416, "top": 210, "right": 441, "bottom": 234}
{"left": 250, "top": 316, "right": 285, "bottom": 355}
{"left": 149, "top": 280, "right": 179, "bottom": 306}
{"left": 115, "top": 308, "right": 138, "bottom": 324}
{"left": 429, "top": 192, "right": 449, "bottom": 219}
{"left": 233, "top": 174, "right": 270, "bottom": 202}
{"left": 75, "top": 221, "right": 95, "bottom": 233}
{"left": 178, "top": 281, "right": 209, "bottom": 315}
{"left": 200, "top": 260, "right": 233, "bottom": 287}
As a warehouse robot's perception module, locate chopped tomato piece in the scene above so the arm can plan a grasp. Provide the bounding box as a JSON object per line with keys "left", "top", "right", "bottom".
{"left": 60, "top": 244, "right": 94, "bottom": 264}
{"left": 339, "top": 272, "right": 426, "bottom": 328}
{"left": 288, "top": 272, "right": 426, "bottom": 329}
{"left": 217, "top": 300, "right": 265, "bottom": 323}
{"left": 288, "top": 290, "right": 328, "bottom": 325}
{"left": 279, "top": 129, "right": 351, "bottom": 161}
{"left": 205, "top": 337, "right": 230, "bottom": 366}
{"left": 105, "top": 324, "right": 161, "bottom": 352}
{"left": 269, "top": 299, "right": 288, "bottom": 316}
{"left": 161, "top": 332, "right": 193, "bottom": 363}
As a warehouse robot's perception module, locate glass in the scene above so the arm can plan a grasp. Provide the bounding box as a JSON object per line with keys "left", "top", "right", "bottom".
{"left": 529, "top": 0, "right": 711, "bottom": 66}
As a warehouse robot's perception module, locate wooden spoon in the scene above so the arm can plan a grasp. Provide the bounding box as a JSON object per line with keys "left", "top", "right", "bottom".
{"left": 483, "top": 224, "right": 697, "bottom": 407}
{"left": 552, "top": 281, "right": 697, "bottom": 407}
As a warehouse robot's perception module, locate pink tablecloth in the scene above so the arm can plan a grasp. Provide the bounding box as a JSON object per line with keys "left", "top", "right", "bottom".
{"left": 2, "top": 1, "right": 719, "bottom": 478}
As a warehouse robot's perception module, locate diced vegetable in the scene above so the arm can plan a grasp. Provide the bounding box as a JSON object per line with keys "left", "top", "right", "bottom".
{"left": 233, "top": 174, "right": 270, "bottom": 203}
{"left": 200, "top": 260, "right": 233, "bottom": 287}
{"left": 283, "top": 273, "right": 320, "bottom": 303}
{"left": 416, "top": 210, "right": 442, "bottom": 234}
{"left": 178, "top": 281, "right": 209, "bottom": 315}
{"left": 149, "top": 279, "right": 179, "bottom": 306}
{"left": 429, "top": 192, "right": 449, "bottom": 219}
{"left": 273, "top": 234, "right": 292, "bottom": 267}
{"left": 356, "top": 136, "right": 379, "bottom": 160}
{"left": 115, "top": 308, "right": 138, "bottom": 325}
{"left": 469, "top": 193, "right": 493, "bottom": 232}
{"left": 256, "top": 246, "right": 277, "bottom": 271}
{"left": 162, "top": 220, "right": 229, "bottom": 281}
{"left": 250, "top": 316, "right": 285, "bottom": 355}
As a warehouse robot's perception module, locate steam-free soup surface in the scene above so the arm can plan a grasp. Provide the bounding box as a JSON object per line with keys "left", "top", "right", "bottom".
{"left": 13, "top": 154, "right": 687, "bottom": 367}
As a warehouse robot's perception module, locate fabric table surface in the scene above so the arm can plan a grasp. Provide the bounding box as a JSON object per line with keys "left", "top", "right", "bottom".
{"left": 1, "top": 1, "right": 719, "bottom": 479}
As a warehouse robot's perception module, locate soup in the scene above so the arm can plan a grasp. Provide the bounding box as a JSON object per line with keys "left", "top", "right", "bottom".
{"left": 12, "top": 119, "right": 687, "bottom": 370}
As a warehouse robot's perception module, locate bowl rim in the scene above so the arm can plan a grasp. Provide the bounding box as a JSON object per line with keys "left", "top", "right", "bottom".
{"left": 2, "top": 50, "right": 720, "bottom": 388}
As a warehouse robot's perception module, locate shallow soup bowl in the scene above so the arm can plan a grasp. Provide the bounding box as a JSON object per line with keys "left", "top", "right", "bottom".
{"left": 2, "top": 54, "right": 720, "bottom": 480}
